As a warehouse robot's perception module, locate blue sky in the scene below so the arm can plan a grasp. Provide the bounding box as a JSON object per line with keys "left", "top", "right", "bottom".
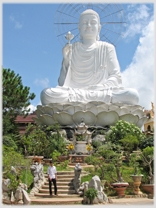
{"left": 2, "top": 1, "right": 154, "bottom": 112}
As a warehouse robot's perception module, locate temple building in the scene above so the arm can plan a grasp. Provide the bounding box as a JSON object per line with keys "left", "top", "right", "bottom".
{"left": 15, "top": 112, "right": 37, "bottom": 135}
{"left": 143, "top": 102, "right": 154, "bottom": 136}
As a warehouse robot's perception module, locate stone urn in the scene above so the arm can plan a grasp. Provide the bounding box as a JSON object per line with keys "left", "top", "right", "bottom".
{"left": 111, "top": 183, "right": 129, "bottom": 196}
{"left": 142, "top": 184, "right": 154, "bottom": 198}
{"left": 33, "top": 156, "right": 44, "bottom": 164}
{"left": 130, "top": 175, "right": 143, "bottom": 195}
{"left": 75, "top": 141, "right": 88, "bottom": 154}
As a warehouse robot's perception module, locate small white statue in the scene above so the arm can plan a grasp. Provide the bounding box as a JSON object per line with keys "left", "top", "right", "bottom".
{"left": 41, "top": 9, "right": 139, "bottom": 105}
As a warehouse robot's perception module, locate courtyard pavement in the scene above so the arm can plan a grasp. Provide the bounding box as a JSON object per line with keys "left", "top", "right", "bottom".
{"left": 108, "top": 197, "right": 154, "bottom": 205}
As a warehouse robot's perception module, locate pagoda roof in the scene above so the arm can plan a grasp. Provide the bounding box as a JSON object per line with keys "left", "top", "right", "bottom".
{"left": 15, "top": 114, "right": 37, "bottom": 123}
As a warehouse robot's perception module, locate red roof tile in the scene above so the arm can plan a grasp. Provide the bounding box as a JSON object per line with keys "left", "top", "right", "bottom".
{"left": 15, "top": 114, "right": 37, "bottom": 123}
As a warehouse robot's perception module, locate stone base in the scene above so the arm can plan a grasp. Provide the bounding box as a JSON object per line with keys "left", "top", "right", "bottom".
{"left": 69, "top": 155, "right": 89, "bottom": 163}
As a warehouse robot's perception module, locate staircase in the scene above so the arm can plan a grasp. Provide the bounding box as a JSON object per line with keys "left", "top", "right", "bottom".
{"left": 30, "top": 171, "right": 84, "bottom": 205}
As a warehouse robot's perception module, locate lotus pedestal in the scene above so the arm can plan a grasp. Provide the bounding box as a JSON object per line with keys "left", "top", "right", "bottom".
{"left": 131, "top": 175, "right": 143, "bottom": 195}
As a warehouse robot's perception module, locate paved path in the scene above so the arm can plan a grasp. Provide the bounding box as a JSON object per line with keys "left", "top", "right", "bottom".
{"left": 108, "top": 197, "right": 154, "bottom": 205}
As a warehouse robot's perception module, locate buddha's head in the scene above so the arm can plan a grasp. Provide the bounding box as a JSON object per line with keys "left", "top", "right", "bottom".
{"left": 78, "top": 9, "right": 101, "bottom": 41}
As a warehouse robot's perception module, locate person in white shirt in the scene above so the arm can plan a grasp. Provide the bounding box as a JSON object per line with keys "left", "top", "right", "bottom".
{"left": 47, "top": 160, "right": 58, "bottom": 196}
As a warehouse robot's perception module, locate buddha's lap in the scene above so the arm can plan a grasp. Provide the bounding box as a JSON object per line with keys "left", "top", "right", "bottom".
{"left": 41, "top": 87, "right": 139, "bottom": 105}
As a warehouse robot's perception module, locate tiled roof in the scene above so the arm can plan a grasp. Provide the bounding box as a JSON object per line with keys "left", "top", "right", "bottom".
{"left": 15, "top": 114, "right": 37, "bottom": 123}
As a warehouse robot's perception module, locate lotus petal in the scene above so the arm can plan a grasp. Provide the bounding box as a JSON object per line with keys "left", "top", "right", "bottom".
{"left": 39, "top": 114, "right": 55, "bottom": 126}
{"left": 108, "top": 105, "right": 120, "bottom": 114}
{"left": 120, "top": 114, "right": 139, "bottom": 124}
{"left": 87, "top": 107, "right": 98, "bottom": 115}
{"left": 37, "top": 105, "right": 44, "bottom": 111}
{"left": 73, "top": 111, "right": 96, "bottom": 125}
{"left": 52, "top": 107, "right": 63, "bottom": 113}
{"left": 85, "top": 103, "right": 96, "bottom": 109}
{"left": 96, "top": 111, "right": 119, "bottom": 127}
{"left": 132, "top": 109, "right": 145, "bottom": 118}
{"left": 32, "top": 117, "right": 43, "bottom": 125}
{"left": 53, "top": 112, "right": 73, "bottom": 126}
{"left": 63, "top": 106, "right": 83, "bottom": 115}
{"left": 136, "top": 117, "right": 148, "bottom": 128}
{"left": 88, "top": 101, "right": 104, "bottom": 106}
{"left": 108, "top": 105, "right": 118, "bottom": 111}
{"left": 97, "top": 103, "right": 109, "bottom": 111}
{"left": 123, "top": 105, "right": 143, "bottom": 112}
{"left": 48, "top": 104, "right": 63, "bottom": 111}
{"left": 63, "top": 106, "right": 75, "bottom": 115}
{"left": 97, "top": 106, "right": 109, "bottom": 114}
{"left": 35, "top": 109, "right": 43, "bottom": 117}
{"left": 113, "top": 103, "right": 127, "bottom": 107}
{"left": 42, "top": 106, "right": 54, "bottom": 116}
{"left": 118, "top": 108, "right": 130, "bottom": 116}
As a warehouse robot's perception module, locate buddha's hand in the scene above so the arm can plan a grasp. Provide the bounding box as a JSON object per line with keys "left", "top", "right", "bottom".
{"left": 62, "top": 43, "right": 72, "bottom": 60}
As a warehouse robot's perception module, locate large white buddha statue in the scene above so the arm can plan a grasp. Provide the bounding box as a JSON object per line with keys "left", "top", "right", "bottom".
{"left": 41, "top": 9, "right": 139, "bottom": 106}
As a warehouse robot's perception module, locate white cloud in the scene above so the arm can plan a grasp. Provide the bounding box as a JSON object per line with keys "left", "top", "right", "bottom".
{"left": 124, "top": 4, "right": 151, "bottom": 39}
{"left": 34, "top": 78, "right": 49, "bottom": 88}
{"left": 27, "top": 104, "right": 37, "bottom": 114}
{"left": 122, "top": 19, "right": 154, "bottom": 110}
{"left": 9, "top": 14, "right": 23, "bottom": 29}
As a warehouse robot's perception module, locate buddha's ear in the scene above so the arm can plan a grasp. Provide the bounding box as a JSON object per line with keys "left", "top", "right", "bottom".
{"left": 78, "top": 25, "right": 80, "bottom": 31}
{"left": 98, "top": 24, "right": 101, "bottom": 32}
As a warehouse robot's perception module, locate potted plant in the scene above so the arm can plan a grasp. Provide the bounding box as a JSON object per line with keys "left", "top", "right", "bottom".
{"left": 130, "top": 153, "right": 143, "bottom": 195}
{"left": 84, "top": 188, "right": 98, "bottom": 204}
{"left": 140, "top": 146, "right": 154, "bottom": 198}
{"left": 109, "top": 151, "right": 129, "bottom": 196}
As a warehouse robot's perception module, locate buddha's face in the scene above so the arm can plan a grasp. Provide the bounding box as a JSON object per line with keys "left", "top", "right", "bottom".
{"left": 79, "top": 14, "right": 100, "bottom": 40}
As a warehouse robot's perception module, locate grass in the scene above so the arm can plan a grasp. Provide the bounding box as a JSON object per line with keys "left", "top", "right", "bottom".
{"left": 20, "top": 166, "right": 34, "bottom": 193}
{"left": 81, "top": 164, "right": 136, "bottom": 196}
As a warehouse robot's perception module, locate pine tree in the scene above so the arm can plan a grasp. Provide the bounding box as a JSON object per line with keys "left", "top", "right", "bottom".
{"left": 3, "top": 68, "right": 36, "bottom": 135}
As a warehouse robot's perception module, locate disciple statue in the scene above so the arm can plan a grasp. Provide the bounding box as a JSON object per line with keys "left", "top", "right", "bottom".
{"left": 41, "top": 9, "right": 139, "bottom": 106}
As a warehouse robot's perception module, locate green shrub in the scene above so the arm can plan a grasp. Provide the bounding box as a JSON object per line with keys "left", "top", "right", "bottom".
{"left": 106, "top": 120, "right": 145, "bottom": 147}
{"left": 140, "top": 136, "right": 154, "bottom": 150}
{"left": 3, "top": 135, "right": 17, "bottom": 150}
{"left": 84, "top": 188, "right": 98, "bottom": 204}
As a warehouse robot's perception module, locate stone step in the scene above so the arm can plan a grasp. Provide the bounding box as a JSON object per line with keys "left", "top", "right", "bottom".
{"left": 34, "top": 193, "right": 80, "bottom": 198}
{"left": 57, "top": 171, "right": 74, "bottom": 175}
{"left": 46, "top": 178, "right": 74, "bottom": 182}
{"left": 30, "top": 196, "right": 83, "bottom": 205}
{"left": 68, "top": 163, "right": 89, "bottom": 166}
{"left": 44, "top": 174, "right": 74, "bottom": 178}
{"left": 42, "top": 185, "right": 74, "bottom": 190}
{"left": 45, "top": 181, "right": 73, "bottom": 186}
{"left": 44, "top": 171, "right": 87, "bottom": 175}
{"left": 39, "top": 189, "right": 76, "bottom": 194}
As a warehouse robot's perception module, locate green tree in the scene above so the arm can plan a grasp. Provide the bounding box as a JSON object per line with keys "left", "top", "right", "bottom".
{"left": 140, "top": 135, "right": 154, "bottom": 150}
{"left": 3, "top": 68, "right": 35, "bottom": 135}
{"left": 19, "top": 122, "right": 67, "bottom": 158}
{"left": 140, "top": 146, "right": 154, "bottom": 184}
{"left": 120, "top": 135, "right": 139, "bottom": 162}
{"left": 106, "top": 120, "right": 145, "bottom": 147}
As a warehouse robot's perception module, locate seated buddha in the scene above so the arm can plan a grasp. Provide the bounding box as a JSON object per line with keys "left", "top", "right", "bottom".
{"left": 40, "top": 9, "right": 139, "bottom": 106}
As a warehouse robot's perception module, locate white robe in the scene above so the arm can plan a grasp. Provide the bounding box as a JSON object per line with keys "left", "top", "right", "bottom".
{"left": 41, "top": 41, "right": 139, "bottom": 105}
